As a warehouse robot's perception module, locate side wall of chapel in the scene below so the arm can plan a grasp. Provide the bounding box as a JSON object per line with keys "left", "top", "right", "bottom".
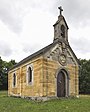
{"left": 8, "top": 56, "right": 44, "bottom": 97}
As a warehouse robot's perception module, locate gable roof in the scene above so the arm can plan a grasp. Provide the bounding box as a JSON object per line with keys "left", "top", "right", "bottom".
{"left": 68, "top": 44, "right": 80, "bottom": 65}
{"left": 9, "top": 39, "right": 79, "bottom": 71}
{"left": 9, "top": 42, "right": 56, "bottom": 71}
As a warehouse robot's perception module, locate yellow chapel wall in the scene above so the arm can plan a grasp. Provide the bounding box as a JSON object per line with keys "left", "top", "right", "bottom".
{"left": 8, "top": 56, "right": 44, "bottom": 97}
{"left": 41, "top": 58, "right": 79, "bottom": 97}
{"left": 8, "top": 56, "right": 79, "bottom": 98}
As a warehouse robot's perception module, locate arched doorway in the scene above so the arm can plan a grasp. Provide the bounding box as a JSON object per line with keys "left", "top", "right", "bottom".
{"left": 57, "top": 69, "right": 69, "bottom": 97}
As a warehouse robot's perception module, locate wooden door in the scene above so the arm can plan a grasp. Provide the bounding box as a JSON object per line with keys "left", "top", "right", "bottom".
{"left": 57, "top": 71, "right": 65, "bottom": 97}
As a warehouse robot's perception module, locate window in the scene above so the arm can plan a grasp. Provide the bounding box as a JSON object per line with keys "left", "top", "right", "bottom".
{"left": 28, "top": 67, "right": 32, "bottom": 83}
{"left": 27, "top": 65, "right": 33, "bottom": 85}
{"left": 13, "top": 73, "right": 16, "bottom": 87}
{"left": 61, "top": 25, "right": 65, "bottom": 38}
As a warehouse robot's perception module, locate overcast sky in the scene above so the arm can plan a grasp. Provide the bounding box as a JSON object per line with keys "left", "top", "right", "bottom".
{"left": 0, "top": 0, "right": 90, "bottom": 62}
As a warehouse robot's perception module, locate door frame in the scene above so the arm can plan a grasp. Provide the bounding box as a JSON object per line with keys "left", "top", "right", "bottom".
{"left": 56, "top": 68, "right": 70, "bottom": 97}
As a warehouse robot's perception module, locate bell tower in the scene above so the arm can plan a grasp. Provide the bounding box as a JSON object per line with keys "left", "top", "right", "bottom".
{"left": 53, "top": 6, "right": 69, "bottom": 43}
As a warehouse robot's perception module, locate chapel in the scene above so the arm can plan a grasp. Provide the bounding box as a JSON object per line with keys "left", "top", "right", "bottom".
{"left": 8, "top": 7, "right": 79, "bottom": 99}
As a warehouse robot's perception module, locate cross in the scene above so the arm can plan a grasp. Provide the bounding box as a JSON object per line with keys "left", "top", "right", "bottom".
{"left": 58, "top": 6, "right": 63, "bottom": 15}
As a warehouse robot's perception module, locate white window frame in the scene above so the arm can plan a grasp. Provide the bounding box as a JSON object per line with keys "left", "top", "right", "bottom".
{"left": 26, "top": 64, "right": 34, "bottom": 85}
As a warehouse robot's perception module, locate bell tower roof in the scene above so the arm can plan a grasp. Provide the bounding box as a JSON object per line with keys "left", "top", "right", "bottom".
{"left": 53, "top": 6, "right": 69, "bottom": 29}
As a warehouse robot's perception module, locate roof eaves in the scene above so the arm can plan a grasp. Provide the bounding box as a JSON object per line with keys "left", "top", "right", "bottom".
{"left": 68, "top": 44, "right": 80, "bottom": 65}
{"left": 9, "top": 42, "right": 55, "bottom": 71}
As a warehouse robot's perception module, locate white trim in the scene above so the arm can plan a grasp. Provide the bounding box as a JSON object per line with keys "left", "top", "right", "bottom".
{"left": 26, "top": 64, "right": 34, "bottom": 86}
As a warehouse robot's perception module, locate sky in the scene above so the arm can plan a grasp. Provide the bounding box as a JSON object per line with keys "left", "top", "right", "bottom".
{"left": 0, "top": 0, "right": 90, "bottom": 62}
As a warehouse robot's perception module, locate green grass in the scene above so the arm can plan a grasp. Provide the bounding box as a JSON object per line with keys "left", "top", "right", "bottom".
{"left": 0, "top": 91, "right": 90, "bottom": 112}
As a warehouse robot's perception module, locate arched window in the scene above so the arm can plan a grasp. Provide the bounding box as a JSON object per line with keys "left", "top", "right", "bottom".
{"left": 61, "top": 25, "right": 65, "bottom": 38}
{"left": 13, "top": 73, "right": 16, "bottom": 87}
{"left": 28, "top": 67, "right": 32, "bottom": 83}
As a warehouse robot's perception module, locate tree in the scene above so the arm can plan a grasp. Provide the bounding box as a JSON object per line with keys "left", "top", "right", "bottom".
{"left": 0, "top": 57, "right": 3, "bottom": 88}
{"left": 79, "top": 59, "right": 90, "bottom": 94}
{"left": 0, "top": 57, "right": 17, "bottom": 90}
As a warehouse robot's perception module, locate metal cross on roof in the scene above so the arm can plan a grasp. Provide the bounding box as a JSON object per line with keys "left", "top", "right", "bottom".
{"left": 58, "top": 6, "right": 63, "bottom": 15}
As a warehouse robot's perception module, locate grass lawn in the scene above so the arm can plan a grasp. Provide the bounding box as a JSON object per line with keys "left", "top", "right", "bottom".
{"left": 0, "top": 91, "right": 90, "bottom": 112}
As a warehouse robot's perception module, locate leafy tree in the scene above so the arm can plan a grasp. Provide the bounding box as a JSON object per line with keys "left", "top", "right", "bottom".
{"left": 79, "top": 59, "right": 90, "bottom": 94}
{"left": 0, "top": 57, "right": 3, "bottom": 88}
{"left": 0, "top": 57, "right": 17, "bottom": 90}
